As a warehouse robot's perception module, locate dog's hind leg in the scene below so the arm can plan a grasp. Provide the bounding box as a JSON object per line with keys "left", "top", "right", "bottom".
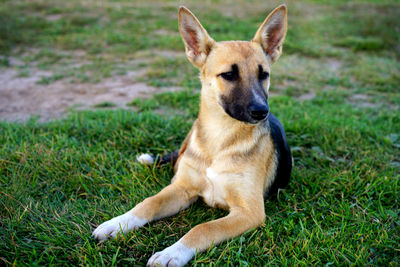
{"left": 92, "top": 182, "right": 198, "bottom": 241}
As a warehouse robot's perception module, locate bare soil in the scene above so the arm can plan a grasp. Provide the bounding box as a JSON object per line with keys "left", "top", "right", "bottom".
{"left": 0, "top": 63, "right": 180, "bottom": 122}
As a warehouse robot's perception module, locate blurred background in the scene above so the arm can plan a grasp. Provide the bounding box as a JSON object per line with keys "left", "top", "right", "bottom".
{"left": 0, "top": 0, "right": 399, "bottom": 121}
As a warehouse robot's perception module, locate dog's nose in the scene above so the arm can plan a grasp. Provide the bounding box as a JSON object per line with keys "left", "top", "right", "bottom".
{"left": 248, "top": 104, "right": 269, "bottom": 121}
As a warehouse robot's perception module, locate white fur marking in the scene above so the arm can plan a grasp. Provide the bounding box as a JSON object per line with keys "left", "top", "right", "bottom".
{"left": 206, "top": 167, "right": 218, "bottom": 181}
{"left": 147, "top": 240, "right": 195, "bottom": 267}
{"left": 92, "top": 213, "right": 147, "bottom": 240}
{"left": 203, "top": 167, "right": 227, "bottom": 207}
{"left": 137, "top": 153, "right": 154, "bottom": 165}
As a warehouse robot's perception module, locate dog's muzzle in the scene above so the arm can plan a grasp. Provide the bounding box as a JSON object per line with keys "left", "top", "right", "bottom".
{"left": 248, "top": 103, "right": 269, "bottom": 121}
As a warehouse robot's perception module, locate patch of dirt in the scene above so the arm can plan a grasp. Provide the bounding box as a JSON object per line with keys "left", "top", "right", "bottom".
{"left": 46, "top": 14, "right": 63, "bottom": 21}
{"left": 326, "top": 58, "right": 343, "bottom": 71}
{"left": 0, "top": 67, "right": 181, "bottom": 122}
{"left": 347, "top": 94, "right": 378, "bottom": 108}
{"left": 351, "top": 94, "right": 369, "bottom": 100}
{"left": 297, "top": 91, "right": 316, "bottom": 101}
{"left": 135, "top": 50, "right": 185, "bottom": 60}
{"left": 155, "top": 50, "right": 184, "bottom": 58}
{"left": 6, "top": 57, "right": 25, "bottom": 67}
{"left": 154, "top": 29, "right": 177, "bottom": 36}
{"left": 153, "top": 107, "right": 187, "bottom": 117}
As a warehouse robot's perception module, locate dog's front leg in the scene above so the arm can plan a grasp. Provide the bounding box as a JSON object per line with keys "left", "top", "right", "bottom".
{"left": 147, "top": 197, "right": 265, "bottom": 267}
{"left": 93, "top": 182, "right": 198, "bottom": 240}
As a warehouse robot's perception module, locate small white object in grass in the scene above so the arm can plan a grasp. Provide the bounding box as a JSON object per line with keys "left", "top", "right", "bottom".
{"left": 92, "top": 213, "right": 147, "bottom": 241}
{"left": 147, "top": 240, "right": 195, "bottom": 267}
{"left": 137, "top": 153, "right": 154, "bottom": 165}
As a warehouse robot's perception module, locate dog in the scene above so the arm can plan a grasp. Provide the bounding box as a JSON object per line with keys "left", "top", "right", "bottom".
{"left": 93, "top": 4, "right": 292, "bottom": 266}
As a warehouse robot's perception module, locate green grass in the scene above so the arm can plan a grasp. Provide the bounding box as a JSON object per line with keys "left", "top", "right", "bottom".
{"left": 94, "top": 102, "right": 117, "bottom": 108}
{"left": 1, "top": 0, "right": 400, "bottom": 266}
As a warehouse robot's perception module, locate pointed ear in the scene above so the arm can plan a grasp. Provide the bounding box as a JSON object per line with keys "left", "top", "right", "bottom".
{"left": 252, "top": 4, "right": 287, "bottom": 63}
{"left": 179, "top": 6, "right": 215, "bottom": 68}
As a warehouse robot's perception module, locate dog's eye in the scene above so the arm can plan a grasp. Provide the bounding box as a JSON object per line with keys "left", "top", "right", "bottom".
{"left": 258, "top": 65, "right": 269, "bottom": 80}
{"left": 219, "top": 64, "right": 239, "bottom": 81}
{"left": 220, "top": 71, "right": 238, "bottom": 81}
{"left": 259, "top": 71, "right": 269, "bottom": 80}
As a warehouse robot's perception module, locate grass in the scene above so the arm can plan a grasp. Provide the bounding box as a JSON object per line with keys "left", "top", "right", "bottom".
{"left": 94, "top": 102, "right": 117, "bottom": 108}
{"left": 1, "top": 0, "right": 400, "bottom": 266}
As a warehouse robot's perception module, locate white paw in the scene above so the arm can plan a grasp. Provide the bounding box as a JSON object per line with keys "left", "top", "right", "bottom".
{"left": 92, "top": 213, "right": 147, "bottom": 241}
{"left": 137, "top": 153, "right": 155, "bottom": 165}
{"left": 147, "top": 241, "right": 195, "bottom": 267}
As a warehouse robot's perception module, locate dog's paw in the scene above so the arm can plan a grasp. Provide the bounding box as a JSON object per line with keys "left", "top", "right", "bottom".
{"left": 147, "top": 241, "right": 195, "bottom": 267}
{"left": 92, "top": 213, "right": 147, "bottom": 241}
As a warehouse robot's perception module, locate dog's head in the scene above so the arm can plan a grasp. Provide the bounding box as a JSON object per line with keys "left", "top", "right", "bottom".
{"left": 179, "top": 5, "right": 287, "bottom": 124}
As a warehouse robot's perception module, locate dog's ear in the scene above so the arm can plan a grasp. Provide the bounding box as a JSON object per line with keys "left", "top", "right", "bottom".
{"left": 252, "top": 4, "right": 287, "bottom": 63}
{"left": 179, "top": 6, "right": 215, "bottom": 68}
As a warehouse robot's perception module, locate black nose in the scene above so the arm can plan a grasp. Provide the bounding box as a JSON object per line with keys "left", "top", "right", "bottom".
{"left": 248, "top": 103, "right": 269, "bottom": 121}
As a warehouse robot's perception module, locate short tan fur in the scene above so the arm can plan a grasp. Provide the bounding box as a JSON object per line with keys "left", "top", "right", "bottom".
{"left": 93, "top": 5, "right": 289, "bottom": 267}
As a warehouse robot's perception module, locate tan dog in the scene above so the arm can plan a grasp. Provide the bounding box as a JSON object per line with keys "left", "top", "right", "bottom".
{"left": 93, "top": 5, "right": 292, "bottom": 266}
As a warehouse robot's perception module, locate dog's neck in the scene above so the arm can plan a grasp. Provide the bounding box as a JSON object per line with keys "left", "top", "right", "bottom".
{"left": 198, "top": 98, "right": 251, "bottom": 129}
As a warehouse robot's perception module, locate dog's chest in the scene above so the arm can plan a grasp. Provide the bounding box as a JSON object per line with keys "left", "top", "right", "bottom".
{"left": 200, "top": 168, "right": 229, "bottom": 208}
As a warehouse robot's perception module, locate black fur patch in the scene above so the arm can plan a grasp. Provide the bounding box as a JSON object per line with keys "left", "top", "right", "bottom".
{"left": 258, "top": 65, "right": 269, "bottom": 80}
{"left": 155, "top": 150, "right": 179, "bottom": 166}
{"left": 220, "top": 84, "right": 251, "bottom": 123}
{"left": 219, "top": 64, "right": 239, "bottom": 81}
{"left": 265, "top": 114, "right": 292, "bottom": 197}
{"left": 219, "top": 79, "right": 268, "bottom": 124}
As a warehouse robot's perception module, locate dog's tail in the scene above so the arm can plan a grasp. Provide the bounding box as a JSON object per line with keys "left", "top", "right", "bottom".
{"left": 136, "top": 150, "right": 180, "bottom": 167}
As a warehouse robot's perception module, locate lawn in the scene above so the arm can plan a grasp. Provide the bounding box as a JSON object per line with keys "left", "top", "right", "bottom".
{"left": 1, "top": 0, "right": 399, "bottom": 265}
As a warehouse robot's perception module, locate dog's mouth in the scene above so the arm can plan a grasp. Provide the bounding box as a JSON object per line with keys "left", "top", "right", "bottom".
{"left": 243, "top": 113, "right": 270, "bottom": 125}
{"left": 249, "top": 112, "right": 270, "bottom": 124}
